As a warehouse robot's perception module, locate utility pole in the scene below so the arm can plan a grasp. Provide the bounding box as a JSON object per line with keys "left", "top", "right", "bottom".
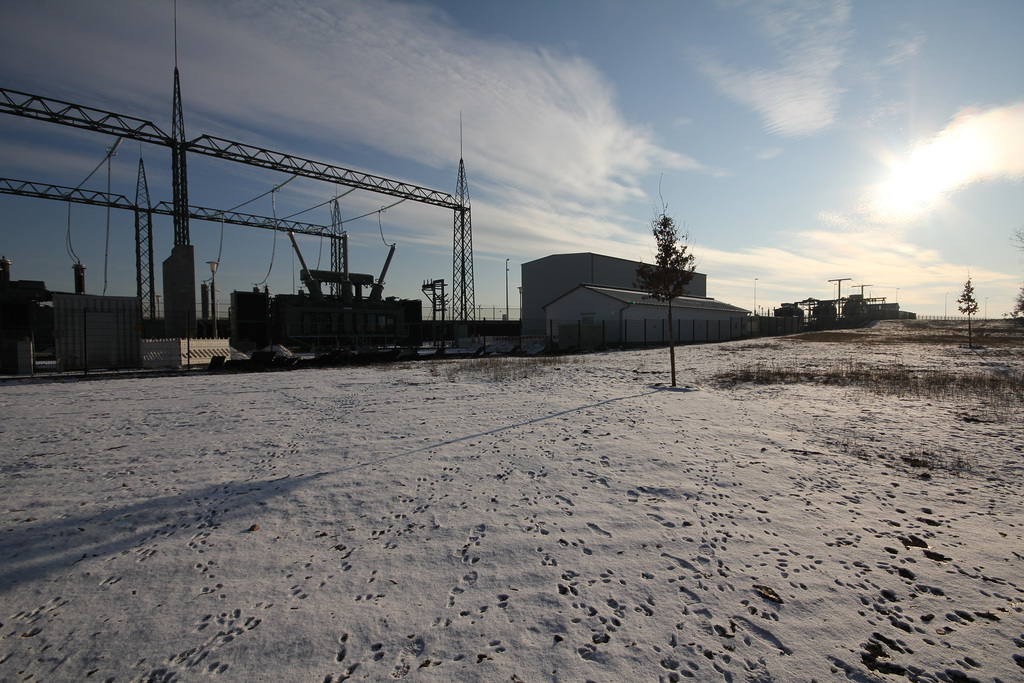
{"left": 207, "top": 260, "right": 218, "bottom": 338}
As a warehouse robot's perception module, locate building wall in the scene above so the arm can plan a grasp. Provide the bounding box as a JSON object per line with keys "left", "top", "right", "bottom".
{"left": 545, "top": 289, "right": 741, "bottom": 328}
{"left": 52, "top": 294, "right": 142, "bottom": 371}
{"left": 521, "top": 253, "right": 707, "bottom": 335}
{"left": 543, "top": 287, "right": 625, "bottom": 324}
{"left": 543, "top": 286, "right": 752, "bottom": 349}
{"left": 162, "top": 244, "right": 197, "bottom": 340}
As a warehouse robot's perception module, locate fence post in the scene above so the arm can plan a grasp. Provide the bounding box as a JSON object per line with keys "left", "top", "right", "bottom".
{"left": 83, "top": 307, "right": 88, "bottom": 377}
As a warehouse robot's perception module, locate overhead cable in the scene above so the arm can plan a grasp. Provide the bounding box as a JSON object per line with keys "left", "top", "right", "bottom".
{"left": 65, "top": 136, "right": 123, "bottom": 266}
{"left": 281, "top": 186, "right": 356, "bottom": 221}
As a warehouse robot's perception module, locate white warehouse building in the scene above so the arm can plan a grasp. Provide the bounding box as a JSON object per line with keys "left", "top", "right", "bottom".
{"left": 520, "top": 252, "right": 759, "bottom": 349}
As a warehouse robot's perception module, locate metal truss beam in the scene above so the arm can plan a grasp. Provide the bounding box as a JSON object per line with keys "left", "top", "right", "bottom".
{"left": 187, "top": 135, "right": 460, "bottom": 210}
{"left": 1, "top": 86, "right": 459, "bottom": 214}
{"left": 0, "top": 177, "right": 330, "bottom": 237}
{"left": 152, "top": 202, "right": 329, "bottom": 237}
{"left": 0, "top": 87, "right": 171, "bottom": 146}
{"left": 0, "top": 177, "right": 137, "bottom": 210}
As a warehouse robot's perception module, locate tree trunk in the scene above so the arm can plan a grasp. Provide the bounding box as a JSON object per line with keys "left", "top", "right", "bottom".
{"left": 668, "top": 301, "right": 676, "bottom": 387}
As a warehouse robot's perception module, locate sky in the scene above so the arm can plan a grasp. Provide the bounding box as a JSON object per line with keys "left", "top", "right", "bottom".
{"left": 1, "top": 0, "right": 1023, "bottom": 318}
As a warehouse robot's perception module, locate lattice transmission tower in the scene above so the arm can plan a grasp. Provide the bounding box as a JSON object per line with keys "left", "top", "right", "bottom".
{"left": 134, "top": 157, "right": 155, "bottom": 318}
{"left": 452, "top": 155, "right": 475, "bottom": 322}
{"left": 171, "top": 66, "right": 189, "bottom": 246}
{"left": 330, "top": 198, "right": 345, "bottom": 297}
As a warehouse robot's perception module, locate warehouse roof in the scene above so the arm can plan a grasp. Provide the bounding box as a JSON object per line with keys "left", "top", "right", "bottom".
{"left": 546, "top": 284, "right": 749, "bottom": 314}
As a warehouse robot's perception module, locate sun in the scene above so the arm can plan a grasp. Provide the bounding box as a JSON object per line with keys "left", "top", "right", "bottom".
{"left": 871, "top": 132, "right": 981, "bottom": 222}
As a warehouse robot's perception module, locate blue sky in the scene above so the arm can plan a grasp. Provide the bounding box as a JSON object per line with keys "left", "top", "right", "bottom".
{"left": 1, "top": 0, "right": 1023, "bottom": 317}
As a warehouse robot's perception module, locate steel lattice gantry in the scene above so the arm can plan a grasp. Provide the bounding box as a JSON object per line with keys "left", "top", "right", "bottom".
{"left": 0, "top": 84, "right": 476, "bottom": 322}
{"left": 0, "top": 177, "right": 332, "bottom": 237}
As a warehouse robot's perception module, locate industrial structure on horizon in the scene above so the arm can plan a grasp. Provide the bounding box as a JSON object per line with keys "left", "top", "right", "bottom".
{"left": 0, "top": 60, "right": 915, "bottom": 375}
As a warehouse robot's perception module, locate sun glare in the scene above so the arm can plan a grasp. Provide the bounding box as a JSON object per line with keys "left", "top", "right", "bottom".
{"left": 873, "top": 134, "right": 980, "bottom": 221}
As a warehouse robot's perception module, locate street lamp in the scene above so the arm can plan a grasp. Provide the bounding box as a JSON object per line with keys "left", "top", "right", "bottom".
{"left": 944, "top": 292, "right": 949, "bottom": 318}
{"left": 207, "top": 261, "right": 219, "bottom": 339}
{"left": 753, "top": 278, "right": 758, "bottom": 316}
{"left": 505, "top": 258, "right": 510, "bottom": 321}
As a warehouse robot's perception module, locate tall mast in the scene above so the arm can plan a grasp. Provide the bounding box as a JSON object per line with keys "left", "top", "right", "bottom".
{"left": 171, "top": 66, "right": 189, "bottom": 246}
{"left": 134, "top": 155, "right": 155, "bottom": 318}
{"left": 452, "top": 116, "right": 475, "bottom": 322}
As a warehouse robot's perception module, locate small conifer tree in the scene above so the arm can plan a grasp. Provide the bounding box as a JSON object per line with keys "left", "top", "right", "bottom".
{"left": 635, "top": 205, "right": 696, "bottom": 387}
{"left": 1012, "top": 285, "right": 1024, "bottom": 319}
{"left": 957, "top": 278, "right": 979, "bottom": 348}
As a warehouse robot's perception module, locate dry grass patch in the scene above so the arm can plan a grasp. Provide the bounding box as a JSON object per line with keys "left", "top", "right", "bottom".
{"left": 716, "top": 360, "right": 1022, "bottom": 422}
{"left": 428, "top": 355, "right": 580, "bottom": 383}
{"left": 789, "top": 320, "right": 1024, "bottom": 348}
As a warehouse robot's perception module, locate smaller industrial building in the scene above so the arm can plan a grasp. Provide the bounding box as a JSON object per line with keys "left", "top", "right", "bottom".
{"left": 544, "top": 283, "right": 751, "bottom": 349}
{"left": 520, "top": 252, "right": 773, "bottom": 349}
{"left": 521, "top": 252, "right": 709, "bottom": 335}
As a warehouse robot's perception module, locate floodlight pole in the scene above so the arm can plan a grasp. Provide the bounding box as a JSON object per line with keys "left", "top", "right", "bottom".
{"left": 207, "top": 260, "right": 219, "bottom": 338}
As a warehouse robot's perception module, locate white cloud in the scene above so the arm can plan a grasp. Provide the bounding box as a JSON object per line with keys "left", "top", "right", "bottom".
{"left": 693, "top": 0, "right": 850, "bottom": 137}
{"left": 166, "top": 0, "right": 708, "bottom": 213}
{"left": 843, "top": 102, "right": 1024, "bottom": 226}
{"left": 756, "top": 147, "right": 784, "bottom": 161}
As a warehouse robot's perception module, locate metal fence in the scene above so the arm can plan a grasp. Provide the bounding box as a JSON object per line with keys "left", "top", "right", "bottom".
{"left": 542, "top": 316, "right": 802, "bottom": 352}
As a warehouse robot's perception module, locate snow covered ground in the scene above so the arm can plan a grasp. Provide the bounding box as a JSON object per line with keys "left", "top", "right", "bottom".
{"left": 2, "top": 320, "right": 1022, "bottom": 682}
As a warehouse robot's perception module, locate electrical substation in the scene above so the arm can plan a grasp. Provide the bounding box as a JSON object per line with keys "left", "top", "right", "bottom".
{"left": 0, "top": 60, "right": 483, "bottom": 373}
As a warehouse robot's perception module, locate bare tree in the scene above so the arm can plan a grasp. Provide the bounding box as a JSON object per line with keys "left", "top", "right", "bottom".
{"left": 1014, "top": 225, "right": 1024, "bottom": 319}
{"left": 957, "top": 278, "right": 979, "bottom": 348}
{"left": 635, "top": 204, "right": 696, "bottom": 387}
